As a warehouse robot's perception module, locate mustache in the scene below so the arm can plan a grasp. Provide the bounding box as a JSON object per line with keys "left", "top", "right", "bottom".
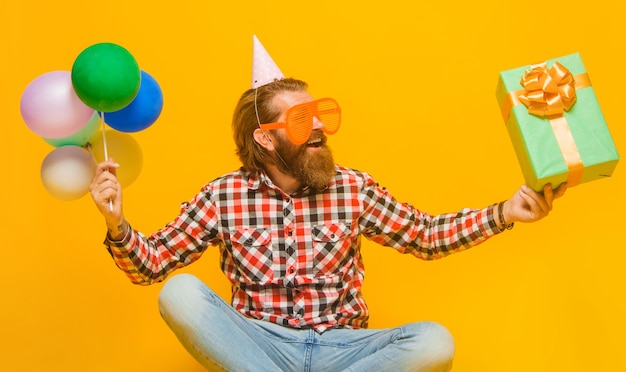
{"left": 307, "top": 130, "right": 327, "bottom": 145}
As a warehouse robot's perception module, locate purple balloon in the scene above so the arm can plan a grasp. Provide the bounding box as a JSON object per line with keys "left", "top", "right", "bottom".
{"left": 20, "top": 71, "right": 95, "bottom": 139}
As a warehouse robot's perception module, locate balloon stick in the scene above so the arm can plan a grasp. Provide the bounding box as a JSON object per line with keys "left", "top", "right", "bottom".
{"left": 100, "top": 113, "right": 113, "bottom": 212}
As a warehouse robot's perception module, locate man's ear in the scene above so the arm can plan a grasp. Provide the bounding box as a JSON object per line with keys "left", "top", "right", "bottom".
{"left": 253, "top": 128, "right": 275, "bottom": 151}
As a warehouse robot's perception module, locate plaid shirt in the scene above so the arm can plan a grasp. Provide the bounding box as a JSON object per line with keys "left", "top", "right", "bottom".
{"left": 106, "top": 165, "right": 502, "bottom": 333}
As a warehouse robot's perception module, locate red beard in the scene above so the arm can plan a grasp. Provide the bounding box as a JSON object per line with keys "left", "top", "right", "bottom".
{"left": 273, "top": 130, "right": 335, "bottom": 190}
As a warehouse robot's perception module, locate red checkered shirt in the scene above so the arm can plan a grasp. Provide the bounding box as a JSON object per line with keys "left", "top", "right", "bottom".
{"left": 106, "top": 165, "right": 502, "bottom": 333}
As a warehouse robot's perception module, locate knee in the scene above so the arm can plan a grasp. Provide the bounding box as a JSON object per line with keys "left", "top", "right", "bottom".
{"left": 403, "top": 321, "right": 455, "bottom": 370}
{"left": 158, "top": 274, "right": 206, "bottom": 320}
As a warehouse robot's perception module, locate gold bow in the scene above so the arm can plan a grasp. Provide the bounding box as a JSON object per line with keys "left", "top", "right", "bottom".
{"left": 518, "top": 61, "right": 577, "bottom": 117}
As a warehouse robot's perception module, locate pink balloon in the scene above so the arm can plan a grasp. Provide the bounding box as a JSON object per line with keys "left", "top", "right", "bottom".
{"left": 20, "top": 71, "right": 95, "bottom": 139}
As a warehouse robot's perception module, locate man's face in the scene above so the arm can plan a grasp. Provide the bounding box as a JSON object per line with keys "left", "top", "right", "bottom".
{"left": 270, "top": 91, "right": 336, "bottom": 190}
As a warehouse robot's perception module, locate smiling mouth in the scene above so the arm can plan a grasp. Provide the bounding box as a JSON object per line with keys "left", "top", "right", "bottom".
{"left": 306, "top": 138, "right": 323, "bottom": 147}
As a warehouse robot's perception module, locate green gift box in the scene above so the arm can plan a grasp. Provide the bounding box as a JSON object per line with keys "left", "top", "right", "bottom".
{"left": 496, "top": 52, "right": 619, "bottom": 191}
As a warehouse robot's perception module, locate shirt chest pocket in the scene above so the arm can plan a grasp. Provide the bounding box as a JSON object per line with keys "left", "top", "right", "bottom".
{"left": 230, "top": 228, "right": 274, "bottom": 284}
{"left": 311, "top": 222, "right": 353, "bottom": 276}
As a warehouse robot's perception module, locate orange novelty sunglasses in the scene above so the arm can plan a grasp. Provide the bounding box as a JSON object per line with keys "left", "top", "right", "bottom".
{"left": 260, "top": 98, "right": 341, "bottom": 145}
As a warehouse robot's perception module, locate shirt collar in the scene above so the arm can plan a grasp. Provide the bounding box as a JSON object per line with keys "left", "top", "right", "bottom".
{"left": 244, "top": 169, "right": 282, "bottom": 192}
{"left": 244, "top": 167, "right": 338, "bottom": 195}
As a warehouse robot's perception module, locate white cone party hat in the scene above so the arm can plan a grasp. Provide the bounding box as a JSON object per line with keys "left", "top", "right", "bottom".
{"left": 252, "top": 35, "right": 285, "bottom": 89}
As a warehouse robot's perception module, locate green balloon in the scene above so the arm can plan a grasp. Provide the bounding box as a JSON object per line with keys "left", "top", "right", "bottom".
{"left": 43, "top": 111, "right": 101, "bottom": 147}
{"left": 71, "top": 43, "right": 141, "bottom": 112}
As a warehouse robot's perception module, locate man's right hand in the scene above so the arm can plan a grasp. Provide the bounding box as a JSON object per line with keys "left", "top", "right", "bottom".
{"left": 90, "top": 158, "right": 127, "bottom": 240}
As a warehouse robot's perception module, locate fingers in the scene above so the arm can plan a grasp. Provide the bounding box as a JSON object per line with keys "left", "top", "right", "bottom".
{"left": 542, "top": 183, "right": 555, "bottom": 209}
{"left": 90, "top": 179, "right": 117, "bottom": 208}
{"left": 90, "top": 159, "right": 121, "bottom": 210}
{"left": 516, "top": 185, "right": 549, "bottom": 221}
{"left": 94, "top": 158, "right": 119, "bottom": 177}
{"left": 524, "top": 185, "right": 551, "bottom": 212}
{"left": 92, "top": 164, "right": 119, "bottom": 192}
{"left": 538, "top": 182, "right": 567, "bottom": 209}
{"left": 91, "top": 175, "right": 117, "bottom": 197}
{"left": 508, "top": 182, "right": 566, "bottom": 224}
{"left": 92, "top": 159, "right": 120, "bottom": 191}
{"left": 553, "top": 182, "right": 568, "bottom": 200}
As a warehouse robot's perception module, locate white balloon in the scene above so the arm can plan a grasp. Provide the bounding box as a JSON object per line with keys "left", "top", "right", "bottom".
{"left": 40, "top": 146, "right": 96, "bottom": 200}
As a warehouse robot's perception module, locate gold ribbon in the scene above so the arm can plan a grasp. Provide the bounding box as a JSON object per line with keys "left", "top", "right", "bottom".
{"left": 501, "top": 61, "right": 592, "bottom": 187}
{"left": 519, "top": 62, "right": 576, "bottom": 116}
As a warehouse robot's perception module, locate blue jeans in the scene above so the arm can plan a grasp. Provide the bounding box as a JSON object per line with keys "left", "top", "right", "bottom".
{"left": 158, "top": 274, "right": 455, "bottom": 371}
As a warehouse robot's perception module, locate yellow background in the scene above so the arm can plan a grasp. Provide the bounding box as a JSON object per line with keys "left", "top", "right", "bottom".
{"left": 1, "top": 1, "right": 624, "bottom": 371}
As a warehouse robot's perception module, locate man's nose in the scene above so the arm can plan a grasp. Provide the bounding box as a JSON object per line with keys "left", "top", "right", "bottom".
{"left": 312, "top": 116, "right": 324, "bottom": 130}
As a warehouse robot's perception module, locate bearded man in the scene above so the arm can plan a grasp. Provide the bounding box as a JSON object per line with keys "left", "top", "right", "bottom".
{"left": 90, "top": 37, "right": 566, "bottom": 371}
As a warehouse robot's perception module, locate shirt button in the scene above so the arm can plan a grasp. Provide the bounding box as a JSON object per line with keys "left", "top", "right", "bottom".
{"left": 287, "top": 230, "right": 293, "bottom": 236}
{"left": 288, "top": 267, "right": 295, "bottom": 274}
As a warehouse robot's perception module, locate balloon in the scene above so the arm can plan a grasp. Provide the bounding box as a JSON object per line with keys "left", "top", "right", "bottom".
{"left": 89, "top": 129, "right": 143, "bottom": 187}
{"left": 43, "top": 111, "right": 101, "bottom": 147}
{"left": 71, "top": 43, "right": 141, "bottom": 112}
{"left": 20, "top": 71, "right": 96, "bottom": 138}
{"left": 104, "top": 70, "right": 163, "bottom": 132}
{"left": 40, "top": 146, "right": 97, "bottom": 201}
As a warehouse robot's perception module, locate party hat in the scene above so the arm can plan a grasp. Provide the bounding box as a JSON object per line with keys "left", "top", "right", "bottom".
{"left": 251, "top": 35, "right": 285, "bottom": 89}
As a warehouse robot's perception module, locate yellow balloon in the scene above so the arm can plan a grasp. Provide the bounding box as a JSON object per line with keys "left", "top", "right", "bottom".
{"left": 88, "top": 129, "right": 143, "bottom": 188}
